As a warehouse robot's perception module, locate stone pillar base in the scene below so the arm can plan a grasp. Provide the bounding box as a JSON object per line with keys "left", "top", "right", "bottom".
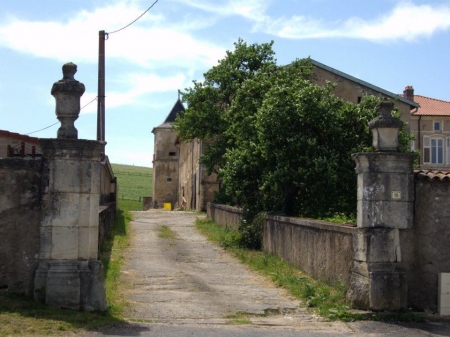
{"left": 34, "top": 259, "right": 106, "bottom": 311}
{"left": 349, "top": 269, "right": 407, "bottom": 310}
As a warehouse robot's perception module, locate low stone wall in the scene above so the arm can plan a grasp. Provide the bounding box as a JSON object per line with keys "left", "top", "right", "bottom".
{"left": 207, "top": 203, "right": 244, "bottom": 231}
{"left": 264, "top": 215, "right": 355, "bottom": 286}
{"left": 98, "top": 202, "right": 117, "bottom": 248}
{"left": 0, "top": 158, "right": 43, "bottom": 295}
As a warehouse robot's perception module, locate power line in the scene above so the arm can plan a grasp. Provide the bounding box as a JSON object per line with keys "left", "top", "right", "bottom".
{"left": 107, "top": 0, "right": 159, "bottom": 35}
{"left": 26, "top": 96, "right": 98, "bottom": 135}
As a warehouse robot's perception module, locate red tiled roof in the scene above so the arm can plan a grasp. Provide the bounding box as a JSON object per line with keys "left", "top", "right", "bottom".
{"left": 0, "top": 130, "right": 39, "bottom": 144}
{"left": 415, "top": 170, "right": 450, "bottom": 181}
{"left": 411, "top": 95, "right": 450, "bottom": 116}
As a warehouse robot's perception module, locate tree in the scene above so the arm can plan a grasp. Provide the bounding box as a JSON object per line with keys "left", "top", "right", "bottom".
{"left": 175, "top": 39, "right": 410, "bottom": 220}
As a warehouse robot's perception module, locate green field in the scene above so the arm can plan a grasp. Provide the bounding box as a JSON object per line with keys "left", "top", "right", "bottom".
{"left": 111, "top": 164, "right": 152, "bottom": 203}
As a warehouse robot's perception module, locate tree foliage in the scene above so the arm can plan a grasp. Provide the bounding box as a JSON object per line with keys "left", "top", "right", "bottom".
{"left": 174, "top": 39, "right": 410, "bottom": 219}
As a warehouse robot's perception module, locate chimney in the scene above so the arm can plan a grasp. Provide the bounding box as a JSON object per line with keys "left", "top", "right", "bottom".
{"left": 403, "top": 86, "right": 414, "bottom": 102}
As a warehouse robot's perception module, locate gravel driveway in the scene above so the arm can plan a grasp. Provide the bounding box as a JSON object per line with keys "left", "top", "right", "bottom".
{"left": 102, "top": 210, "right": 450, "bottom": 336}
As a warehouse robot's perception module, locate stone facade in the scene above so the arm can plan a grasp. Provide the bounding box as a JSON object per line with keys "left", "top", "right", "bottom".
{"left": 0, "top": 158, "right": 42, "bottom": 296}
{"left": 177, "top": 139, "right": 219, "bottom": 211}
{"left": 311, "top": 60, "right": 416, "bottom": 124}
{"left": 152, "top": 100, "right": 219, "bottom": 211}
{"left": 151, "top": 100, "right": 183, "bottom": 209}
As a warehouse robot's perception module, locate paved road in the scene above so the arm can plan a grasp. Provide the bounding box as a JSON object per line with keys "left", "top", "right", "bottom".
{"left": 85, "top": 210, "right": 450, "bottom": 336}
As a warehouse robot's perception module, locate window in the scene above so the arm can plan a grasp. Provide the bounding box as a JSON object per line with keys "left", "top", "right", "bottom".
{"left": 434, "top": 121, "right": 442, "bottom": 132}
{"left": 169, "top": 151, "right": 176, "bottom": 156}
{"left": 423, "top": 135, "right": 450, "bottom": 165}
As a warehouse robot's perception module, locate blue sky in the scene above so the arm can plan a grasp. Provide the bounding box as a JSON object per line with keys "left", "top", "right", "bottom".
{"left": 1, "top": 0, "right": 450, "bottom": 167}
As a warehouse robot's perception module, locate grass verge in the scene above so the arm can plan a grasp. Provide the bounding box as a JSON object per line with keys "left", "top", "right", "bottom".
{"left": 118, "top": 199, "right": 142, "bottom": 212}
{"left": 100, "top": 209, "right": 132, "bottom": 317}
{"left": 0, "top": 209, "right": 132, "bottom": 336}
{"left": 196, "top": 218, "right": 426, "bottom": 322}
{"left": 196, "top": 218, "right": 357, "bottom": 322}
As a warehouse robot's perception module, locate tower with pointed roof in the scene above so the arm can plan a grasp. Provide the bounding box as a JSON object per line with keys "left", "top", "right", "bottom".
{"left": 151, "top": 99, "right": 185, "bottom": 209}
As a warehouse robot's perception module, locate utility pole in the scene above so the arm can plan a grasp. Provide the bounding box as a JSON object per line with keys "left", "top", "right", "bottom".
{"left": 97, "top": 30, "right": 106, "bottom": 142}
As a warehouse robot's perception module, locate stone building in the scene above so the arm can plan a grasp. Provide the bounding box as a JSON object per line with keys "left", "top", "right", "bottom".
{"left": 176, "top": 138, "right": 219, "bottom": 211}
{"left": 404, "top": 86, "right": 450, "bottom": 168}
{"left": 310, "top": 59, "right": 417, "bottom": 122}
{"left": 151, "top": 100, "right": 184, "bottom": 209}
{"left": 151, "top": 100, "right": 219, "bottom": 211}
{"left": 0, "top": 129, "right": 41, "bottom": 158}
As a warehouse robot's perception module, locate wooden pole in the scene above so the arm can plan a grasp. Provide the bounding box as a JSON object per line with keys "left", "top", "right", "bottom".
{"left": 97, "top": 30, "right": 106, "bottom": 142}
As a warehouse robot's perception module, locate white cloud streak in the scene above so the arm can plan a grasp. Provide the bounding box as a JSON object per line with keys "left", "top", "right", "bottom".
{"left": 174, "top": 0, "right": 450, "bottom": 42}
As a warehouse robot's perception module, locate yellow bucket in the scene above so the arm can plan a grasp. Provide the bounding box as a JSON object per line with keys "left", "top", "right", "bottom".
{"left": 163, "top": 203, "right": 172, "bottom": 211}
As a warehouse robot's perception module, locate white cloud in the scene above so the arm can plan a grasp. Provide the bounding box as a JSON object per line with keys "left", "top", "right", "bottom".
{"left": 171, "top": 0, "right": 271, "bottom": 21}
{"left": 80, "top": 72, "right": 188, "bottom": 113}
{"left": 254, "top": 2, "right": 450, "bottom": 42}
{"left": 0, "top": 1, "right": 224, "bottom": 68}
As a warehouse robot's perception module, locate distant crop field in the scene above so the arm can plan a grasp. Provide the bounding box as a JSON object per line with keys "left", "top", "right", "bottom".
{"left": 111, "top": 164, "right": 153, "bottom": 202}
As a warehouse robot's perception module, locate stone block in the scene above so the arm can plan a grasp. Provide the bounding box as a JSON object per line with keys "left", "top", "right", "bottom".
{"left": 38, "top": 227, "right": 52, "bottom": 259}
{"left": 53, "top": 159, "right": 81, "bottom": 192}
{"left": 353, "top": 228, "right": 399, "bottom": 263}
{"left": 89, "top": 193, "right": 100, "bottom": 227}
{"left": 78, "top": 227, "right": 99, "bottom": 259}
{"left": 369, "top": 271, "right": 407, "bottom": 310}
{"left": 348, "top": 271, "right": 370, "bottom": 309}
{"left": 357, "top": 200, "right": 413, "bottom": 229}
{"left": 357, "top": 172, "right": 414, "bottom": 202}
{"left": 45, "top": 260, "right": 81, "bottom": 310}
{"left": 51, "top": 226, "right": 78, "bottom": 259}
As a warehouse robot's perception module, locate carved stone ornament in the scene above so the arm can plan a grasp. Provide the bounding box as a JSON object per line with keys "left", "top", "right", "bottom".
{"left": 368, "top": 100, "right": 403, "bottom": 152}
{"left": 51, "top": 62, "right": 85, "bottom": 139}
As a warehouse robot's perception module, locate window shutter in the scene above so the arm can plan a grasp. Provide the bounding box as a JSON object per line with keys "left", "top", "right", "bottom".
{"left": 423, "top": 135, "right": 431, "bottom": 164}
{"left": 447, "top": 137, "right": 450, "bottom": 165}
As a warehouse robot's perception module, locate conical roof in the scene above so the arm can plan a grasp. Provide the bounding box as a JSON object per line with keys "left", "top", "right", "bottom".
{"left": 163, "top": 99, "right": 185, "bottom": 124}
{"left": 153, "top": 99, "right": 185, "bottom": 130}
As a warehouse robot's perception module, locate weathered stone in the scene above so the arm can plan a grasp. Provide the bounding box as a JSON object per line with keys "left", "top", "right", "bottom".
{"left": 369, "top": 271, "right": 407, "bottom": 310}
{"left": 368, "top": 100, "right": 403, "bottom": 152}
{"left": 353, "top": 228, "right": 400, "bottom": 263}
{"left": 45, "top": 260, "right": 81, "bottom": 309}
{"left": 51, "top": 62, "right": 85, "bottom": 139}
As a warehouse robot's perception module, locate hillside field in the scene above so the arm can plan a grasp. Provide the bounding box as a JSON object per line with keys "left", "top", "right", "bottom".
{"left": 111, "top": 164, "right": 153, "bottom": 202}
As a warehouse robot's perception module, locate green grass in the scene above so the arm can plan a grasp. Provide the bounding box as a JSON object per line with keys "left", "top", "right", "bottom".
{"left": 118, "top": 199, "right": 143, "bottom": 212}
{"left": 159, "top": 225, "right": 177, "bottom": 239}
{"left": 112, "top": 164, "right": 152, "bottom": 202}
{"left": 0, "top": 209, "right": 133, "bottom": 336}
{"left": 196, "top": 218, "right": 357, "bottom": 321}
{"left": 100, "top": 209, "right": 132, "bottom": 317}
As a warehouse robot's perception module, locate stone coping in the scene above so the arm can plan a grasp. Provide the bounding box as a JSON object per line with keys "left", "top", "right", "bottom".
{"left": 267, "top": 215, "right": 356, "bottom": 235}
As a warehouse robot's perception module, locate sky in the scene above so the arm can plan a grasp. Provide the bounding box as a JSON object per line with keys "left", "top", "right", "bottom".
{"left": 1, "top": 0, "right": 450, "bottom": 167}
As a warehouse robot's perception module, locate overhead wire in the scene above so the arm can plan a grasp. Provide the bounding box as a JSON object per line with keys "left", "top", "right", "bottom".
{"left": 25, "top": 0, "right": 159, "bottom": 136}
{"left": 26, "top": 96, "right": 98, "bottom": 135}
{"left": 107, "top": 0, "right": 159, "bottom": 35}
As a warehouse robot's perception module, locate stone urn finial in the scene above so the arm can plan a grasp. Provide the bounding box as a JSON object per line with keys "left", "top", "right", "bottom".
{"left": 51, "top": 62, "right": 85, "bottom": 139}
{"left": 368, "top": 99, "right": 403, "bottom": 152}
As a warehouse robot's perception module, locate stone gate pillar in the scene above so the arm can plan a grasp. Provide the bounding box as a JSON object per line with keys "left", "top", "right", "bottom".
{"left": 348, "top": 100, "right": 416, "bottom": 310}
{"left": 34, "top": 63, "right": 107, "bottom": 311}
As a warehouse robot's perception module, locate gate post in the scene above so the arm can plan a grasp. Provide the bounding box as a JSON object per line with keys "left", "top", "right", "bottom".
{"left": 34, "top": 63, "right": 107, "bottom": 311}
{"left": 348, "top": 100, "right": 416, "bottom": 310}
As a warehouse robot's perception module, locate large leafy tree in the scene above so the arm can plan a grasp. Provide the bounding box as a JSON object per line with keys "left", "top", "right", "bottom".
{"left": 174, "top": 39, "right": 406, "bottom": 219}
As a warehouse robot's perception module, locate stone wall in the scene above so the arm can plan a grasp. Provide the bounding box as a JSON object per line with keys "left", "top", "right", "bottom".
{"left": 0, "top": 158, "right": 43, "bottom": 295}
{"left": 264, "top": 215, "right": 355, "bottom": 286}
{"left": 401, "top": 177, "right": 450, "bottom": 312}
{"left": 98, "top": 203, "right": 116, "bottom": 248}
{"left": 207, "top": 203, "right": 244, "bottom": 231}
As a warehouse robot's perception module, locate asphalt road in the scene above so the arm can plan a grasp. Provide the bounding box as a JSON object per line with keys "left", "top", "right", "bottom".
{"left": 83, "top": 210, "right": 450, "bottom": 337}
